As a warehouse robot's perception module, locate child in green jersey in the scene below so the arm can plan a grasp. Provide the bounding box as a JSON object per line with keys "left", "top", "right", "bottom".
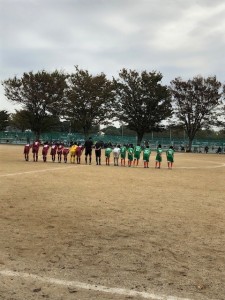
{"left": 133, "top": 144, "right": 142, "bottom": 167}
{"left": 143, "top": 145, "right": 151, "bottom": 168}
{"left": 127, "top": 144, "right": 134, "bottom": 167}
{"left": 166, "top": 146, "right": 174, "bottom": 169}
{"left": 105, "top": 144, "right": 112, "bottom": 166}
{"left": 155, "top": 144, "right": 163, "bottom": 169}
{"left": 120, "top": 144, "right": 127, "bottom": 166}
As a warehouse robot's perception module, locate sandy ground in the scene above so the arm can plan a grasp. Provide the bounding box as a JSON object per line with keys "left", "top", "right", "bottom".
{"left": 0, "top": 144, "right": 225, "bottom": 300}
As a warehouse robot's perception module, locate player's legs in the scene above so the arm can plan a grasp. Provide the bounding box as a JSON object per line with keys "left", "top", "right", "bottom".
{"left": 35, "top": 152, "right": 38, "bottom": 162}
{"left": 64, "top": 154, "right": 67, "bottom": 163}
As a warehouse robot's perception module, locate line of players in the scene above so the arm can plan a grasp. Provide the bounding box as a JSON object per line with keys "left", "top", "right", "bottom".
{"left": 23, "top": 139, "right": 175, "bottom": 169}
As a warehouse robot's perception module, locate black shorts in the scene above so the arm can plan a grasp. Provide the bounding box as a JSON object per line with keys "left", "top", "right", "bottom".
{"left": 95, "top": 150, "right": 101, "bottom": 157}
{"left": 85, "top": 149, "right": 92, "bottom": 156}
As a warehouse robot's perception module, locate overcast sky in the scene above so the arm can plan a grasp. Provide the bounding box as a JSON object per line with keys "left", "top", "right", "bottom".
{"left": 1, "top": 0, "right": 225, "bottom": 112}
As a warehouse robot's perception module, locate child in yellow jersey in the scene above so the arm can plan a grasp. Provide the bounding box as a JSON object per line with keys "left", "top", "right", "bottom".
{"left": 70, "top": 144, "right": 77, "bottom": 163}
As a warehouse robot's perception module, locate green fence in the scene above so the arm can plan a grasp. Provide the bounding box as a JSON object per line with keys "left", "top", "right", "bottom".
{"left": 0, "top": 131, "right": 224, "bottom": 152}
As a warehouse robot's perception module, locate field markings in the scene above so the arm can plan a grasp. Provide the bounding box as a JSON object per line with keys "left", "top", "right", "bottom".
{"left": 0, "top": 161, "right": 224, "bottom": 178}
{"left": 0, "top": 165, "right": 78, "bottom": 177}
{"left": 174, "top": 159, "right": 225, "bottom": 169}
{"left": 175, "top": 162, "right": 225, "bottom": 169}
{"left": 0, "top": 269, "right": 193, "bottom": 300}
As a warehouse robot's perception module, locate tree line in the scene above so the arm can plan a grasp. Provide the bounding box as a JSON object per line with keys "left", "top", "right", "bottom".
{"left": 1, "top": 66, "right": 225, "bottom": 150}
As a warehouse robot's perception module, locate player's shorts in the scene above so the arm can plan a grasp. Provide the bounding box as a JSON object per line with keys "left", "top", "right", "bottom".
{"left": 155, "top": 154, "right": 162, "bottom": 162}
{"left": 76, "top": 149, "right": 82, "bottom": 157}
{"left": 70, "top": 150, "right": 76, "bottom": 156}
{"left": 24, "top": 147, "right": 30, "bottom": 154}
{"left": 95, "top": 150, "right": 101, "bottom": 157}
{"left": 42, "top": 149, "right": 48, "bottom": 155}
{"left": 143, "top": 154, "right": 150, "bottom": 162}
{"left": 134, "top": 153, "right": 140, "bottom": 160}
{"left": 51, "top": 149, "right": 57, "bottom": 155}
{"left": 32, "top": 148, "right": 39, "bottom": 154}
{"left": 128, "top": 154, "right": 133, "bottom": 161}
{"left": 121, "top": 153, "right": 126, "bottom": 159}
{"left": 63, "top": 149, "right": 69, "bottom": 155}
{"left": 85, "top": 149, "right": 92, "bottom": 156}
{"left": 167, "top": 156, "right": 174, "bottom": 163}
{"left": 113, "top": 152, "right": 120, "bottom": 158}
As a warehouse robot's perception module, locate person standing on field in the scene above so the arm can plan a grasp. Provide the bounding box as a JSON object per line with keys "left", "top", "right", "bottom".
{"left": 24, "top": 143, "right": 31, "bottom": 161}
{"left": 105, "top": 144, "right": 112, "bottom": 166}
{"left": 76, "top": 142, "right": 83, "bottom": 164}
{"left": 50, "top": 142, "right": 57, "bottom": 162}
{"left": 113, "top": 145, "right": 120, "bottom": 166}
{"left": 84, "top": 137, "right": 93, "bottom": 165}
{"left": 32, "top": 140, "right": 40, "bottom": 162}
{"left": 42, "top": 142, "right": 50, "bottom": 162}
{"left": 95, "top": 140, "right": 102, "bottom": 165}
{"left": 57, "top": 142, "right": 64, "bottom": 163}
{"left": 166, "top": 146, "right": 174, "bottom": 169}
{"left": 133, "top": 143, "right": 142, "bottom": 167}
{"left": 63, "top": 146, "right": 70, "bottom": 163}
{"left": 127, "top": 144, "right": 134, "bottom": 167}
{"left": 70, "top": 143, "right": 77, "bottom": 164}
{"left": 155, "top": 144, "right": 163, "bottom": 169}
{"left": 120, "top": 144, "right": 127, "bottom": 166}
{"left": 143, "top": 145, "right": 151, "bottom": 168}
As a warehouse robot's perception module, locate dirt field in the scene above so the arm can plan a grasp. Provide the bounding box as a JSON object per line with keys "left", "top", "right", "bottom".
{"left": 0, "top": 144, "right": 225, "bottom": 300}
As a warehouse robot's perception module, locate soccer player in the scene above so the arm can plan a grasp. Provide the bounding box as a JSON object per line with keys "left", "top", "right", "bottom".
{"left": 166, "top": 146, "right": 174, "bottom": 169}
{"left": 57, "top": 142, "right": 64, "bottom": 163}
{"left": 42, "top": 142, "right": 49, "bottom": 162}
{"left": 70, "top": 143, "right": 77, "bottom": 164}
{"left": 155, "top": 144, "right": 163, "bottom": 169}
{"left": 143, "top": 145, "right": 151, "bottom": 168}
{"left": 84, "top": 137, "right": 93, "bottom": 165}
{"left": 105, "top": 144, "right": 112, "bottom": 166}
{"left": 113, "top": 145, "right": 120, "bottom": 166}
{"left": 133, "top": 143, "right": 142, "bottom": 167}
{"left": 127, "top": 144, "right": 134, "bottom": 167}
{"left": 95, "top": 140, "right": 102, "bottom": 165}
{"left": 32, "top": 140, "right": 40, "bottom": 162}
{"left": 76, "top": 143, "right": 83, "bottom": 164}
{"left": 120, "top": 144, "right": 127, "bottom": 166}
{"left": 23, "top": 143, "right": 31, "bottom": 161}
{"left": 50, "top": 142, "right": 58, "bottom": 162}
{"left": 63, "top": 146, "right": 70, "bottom": 163}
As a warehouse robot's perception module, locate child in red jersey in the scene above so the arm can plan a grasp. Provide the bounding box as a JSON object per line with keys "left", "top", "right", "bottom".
{"left": 24, "top": 143, "right": 31, "bottom": 161}
{"left": 76, "top": 143, "right": 83, "bottom": 164}
{"left": 57, "top": 142, "right": 64, "bottom": 163}
{"left": 42, "top": 142, "right": 49, "bottom": 162}
{"left": 63, "top": 146, "right": 70, "bottom": 163}
{"left": 32, "top": 140, "right": 40, "bottom": 162}
{"left": 50, "top": 142, "right": 58, "bottom": 162}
